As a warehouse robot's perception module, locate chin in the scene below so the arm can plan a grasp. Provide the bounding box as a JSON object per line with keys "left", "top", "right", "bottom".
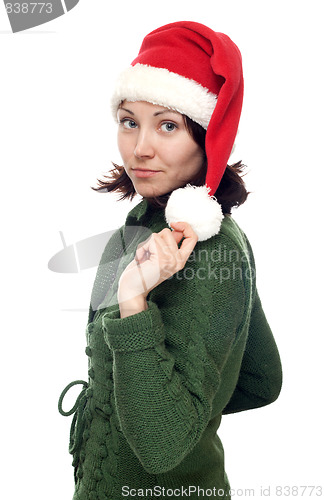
{"left": 134, "top": 185, "right": 166, "bottom": 199}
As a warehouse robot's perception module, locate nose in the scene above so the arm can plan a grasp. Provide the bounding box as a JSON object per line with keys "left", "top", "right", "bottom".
{"left": 134, "top": 129, "right": 155, "bottom": 159}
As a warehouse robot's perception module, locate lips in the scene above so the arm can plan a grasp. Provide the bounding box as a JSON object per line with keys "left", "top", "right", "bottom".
{"left": 132, "top": 168, "right": 161, "bottom": 178}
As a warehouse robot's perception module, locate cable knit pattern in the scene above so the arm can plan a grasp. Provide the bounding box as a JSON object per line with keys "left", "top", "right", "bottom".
{"left": 59, "top": 199, "right": 282, "bottom": 500}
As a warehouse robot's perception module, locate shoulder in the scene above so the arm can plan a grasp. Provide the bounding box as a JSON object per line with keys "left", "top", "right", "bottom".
{"left": 194, "top": 215, "right": 254, "bottom": 268}
{"left": 218, "top": 215, "right": 251, "bottom": 255}
{"left": 183, "top": 216, "right": 256, "bottom": 310}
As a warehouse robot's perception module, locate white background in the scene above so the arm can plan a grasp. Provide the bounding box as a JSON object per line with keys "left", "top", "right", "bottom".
{"left": 1, "top": 1, "right": 323, "bottom": 498}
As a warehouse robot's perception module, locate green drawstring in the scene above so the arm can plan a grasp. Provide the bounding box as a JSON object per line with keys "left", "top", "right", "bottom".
{"left": 58, "top": 380, "right": 89, "bottom": 456}
{"left": 58, "top": 380, "right": 89, "bottom": 416}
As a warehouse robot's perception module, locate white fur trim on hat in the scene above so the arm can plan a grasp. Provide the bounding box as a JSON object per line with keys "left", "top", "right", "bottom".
{"left": 111, "top": 63, "right": 217, "bottom": 130}
{"left": 165, "top": 185, "right": 224, "bottom": 242}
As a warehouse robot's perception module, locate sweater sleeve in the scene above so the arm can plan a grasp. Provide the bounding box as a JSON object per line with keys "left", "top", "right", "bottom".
{"left": 223, "top": 289, "right": 282, "bottom": 414}
{"left": 88, "top": 218, "right": 154, "bottom": 322}
{"left": 101, "top": 236, "right": 247, "bottom": 474}
{"left": 88, "top": 226, "right": 126, "bottom": 321}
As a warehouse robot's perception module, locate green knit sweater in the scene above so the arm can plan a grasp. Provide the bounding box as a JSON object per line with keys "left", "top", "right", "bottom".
{"left": 59, "top": 199, "right": 282, "bottom": 500}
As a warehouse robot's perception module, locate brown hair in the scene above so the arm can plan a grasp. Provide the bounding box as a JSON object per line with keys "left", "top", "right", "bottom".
{"left": 92, "top": 115, "right": 249, "bottom": 214}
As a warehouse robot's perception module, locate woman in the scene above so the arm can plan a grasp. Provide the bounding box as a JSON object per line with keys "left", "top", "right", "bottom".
{"left": 59, "top": 21, "right": 282, "bottom": 500}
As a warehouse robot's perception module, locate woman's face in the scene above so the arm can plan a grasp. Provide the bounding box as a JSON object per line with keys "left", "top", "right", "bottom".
{"left": 117, "top": 101, "right": 205, "bottom": 198}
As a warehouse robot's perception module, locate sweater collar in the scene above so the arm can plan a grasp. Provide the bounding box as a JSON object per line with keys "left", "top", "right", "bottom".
{"left": 126, "top": 198, "right": 149, "bottom": 222}
{"left": 126, "top": 198, "right": 167, "bottom": 228}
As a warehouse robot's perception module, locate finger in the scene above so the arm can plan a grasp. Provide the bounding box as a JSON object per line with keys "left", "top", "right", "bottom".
{"left": 170, "top": 221, "right": 198, "bottom": 239}
{"left": 170, "top": 226, "right": 185, "bottom": 246}
{"left": 171, "top": 222, "right": 198, "bottom": 262}
{"left": 140, "top": 233, "right": 161, "bottom": 262}
{"left": 150, "top": 233, "right": 178, "bottom": 270}
{"left": 158, "top": 228, "right": 181, "bottom": 251}
{"left": 143, "top": 233, "right": 178, "bottom": 277}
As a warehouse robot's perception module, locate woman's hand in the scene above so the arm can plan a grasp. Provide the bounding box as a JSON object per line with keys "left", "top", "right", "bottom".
{"left": 118, "top": 222, "right": 198, "bottom": 317}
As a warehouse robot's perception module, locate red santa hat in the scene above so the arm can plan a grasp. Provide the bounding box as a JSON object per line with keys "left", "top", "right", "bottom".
{"left": 111, "top": 21, "right": 244, "bottom": 241}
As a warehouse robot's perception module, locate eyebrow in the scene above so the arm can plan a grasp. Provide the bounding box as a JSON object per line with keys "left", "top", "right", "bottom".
{"left": 153, "top": 109, "right": 180, "bottom": 117}
{"left": 118, "top": 107, "right": 180, "bottom": 117}
{"left": 119, "top": 107, "right": 135, "bottom": 115}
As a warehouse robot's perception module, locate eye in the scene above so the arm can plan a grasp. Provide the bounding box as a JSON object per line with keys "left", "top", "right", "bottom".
{"left": 119, "top": 118, "right": 138, "bottom": 129}
{"left": 161, "top": 122, "right": 177, "bottom": 133}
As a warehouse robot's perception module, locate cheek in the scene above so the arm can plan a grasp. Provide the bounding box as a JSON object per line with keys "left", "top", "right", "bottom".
{"left": 117, "top": 133, "right": 125, "bottom": 158}
{"left": 117, "top": 133, "right": 132, "bottom": 162}
{"left": 178, "top": 144, "right": 204, "bottom": 171}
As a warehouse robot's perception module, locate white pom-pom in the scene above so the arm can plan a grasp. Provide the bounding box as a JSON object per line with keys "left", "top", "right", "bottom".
{"left": 165, "top": 185, "right": 224, "bottom": 242}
